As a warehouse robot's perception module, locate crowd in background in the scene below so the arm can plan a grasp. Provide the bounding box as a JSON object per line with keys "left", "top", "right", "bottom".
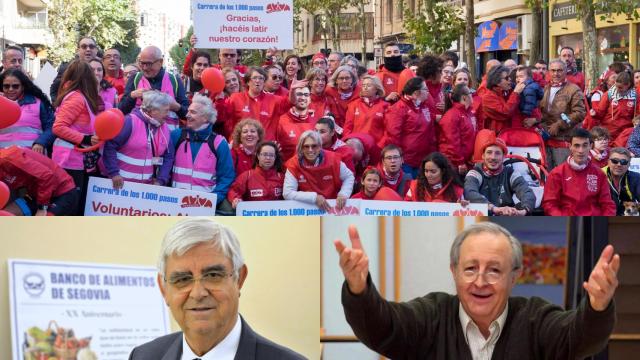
{"left": 1, "top": 34, "right": 640, "bottom": 216}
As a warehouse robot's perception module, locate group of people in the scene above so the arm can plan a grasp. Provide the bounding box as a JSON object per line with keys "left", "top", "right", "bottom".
{"left": 1, "top": 36, "right": 639, "bottom": 215}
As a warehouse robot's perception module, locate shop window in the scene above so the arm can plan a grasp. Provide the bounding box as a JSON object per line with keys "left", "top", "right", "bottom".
{"left": 555, "top": 25, "right": 629, "bottom": 75}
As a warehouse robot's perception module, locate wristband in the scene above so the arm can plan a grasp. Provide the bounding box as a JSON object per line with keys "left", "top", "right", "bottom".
{"left": 15, "top": 197, "right": 32, "bottom": 216}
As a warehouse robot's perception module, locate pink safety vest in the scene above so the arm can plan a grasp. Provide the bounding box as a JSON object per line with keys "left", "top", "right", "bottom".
{"left": 135, "top": 72, "right": 180, "bottom": 131}
{"left": 172, "top": 133, "right": 224, "bottom": 192}
{"left": 116, "top": 112, "right": 170, "bottom": 182}
{"left": 0, "top": 98, "right": 42, "bottom": 149}
{"left": 100, "top": 87, "right": 117, "bottom": 110}
{"left": 52, "top": 92, "right": 96, "bottom": 170}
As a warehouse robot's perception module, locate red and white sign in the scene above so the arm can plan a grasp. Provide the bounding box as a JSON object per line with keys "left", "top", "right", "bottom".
{"left": 191, "top": 0, "right": 293, "bottom": 49}
{"left": 85, "top": 177, "right": 217, "bottom": 216}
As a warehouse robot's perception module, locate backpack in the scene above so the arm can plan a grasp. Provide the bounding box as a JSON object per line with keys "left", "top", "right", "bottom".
{"left": 174, "top": 128, "right": 220, "bottom": 158}
{"left": 133, "top": 71, "right": 179, "bottom": 97}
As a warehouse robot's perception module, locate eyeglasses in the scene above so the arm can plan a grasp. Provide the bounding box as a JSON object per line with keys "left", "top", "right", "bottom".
{"left": 549, "top": 69, "right": 565, "bottom": 73}
{"left": 302, "top": 144, "right": 319, "bottom": 150}
{"left": 337, "top": 76, "right": 352, "bottom": 81}
{"left": 384, "top": 155, "right": 401, "bottom": 161}
{"left": 313, "top": 61, "right": 326, "bottom": 65}
{"left": 609, "top": 158, "right": 630, "bottom": 166}
{"left": 165, "top": 270, "right": 234, "bottom": 292}
{"left": 80, "top": 44, "right": 97, "bottom": 50}
{"left": 138, "top": 59, "right": 161, "bottom": 68}
{"left": 2, "top": 83, "right": 21, "bottom": 90}
{"left": 460, "top": 268, "right": 512, "bottom": 285}
{"left": 271, "top": 75, "right": 283, "bottom": 81}
{"left": 295, "top": 92, "right": 311, "bottom": 97}
{"left": 221, "top": 53, "right": 237, "bottom": 58}
{"left": 250, "top": 76, "right": 265, "bottom": 82}
{"left": 258, "top": 152, "right": 276, "bottom": 158}
{"left": 8, "top": 58, "right": 23, "bottom": 65}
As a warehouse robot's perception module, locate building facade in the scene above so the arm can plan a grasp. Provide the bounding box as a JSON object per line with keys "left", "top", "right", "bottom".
{"left": 548, "top": 1, "right": 639, "bottom": 76}
{"left": 294, "top": 4, "right": 375, "bottom": 67}
{"left": 0, "top": 0, "right": 53, "bottom": 77}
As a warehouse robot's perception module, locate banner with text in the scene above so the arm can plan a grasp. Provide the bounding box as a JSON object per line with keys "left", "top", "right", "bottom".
{"left": 9, "top": 259, "right": 170, "bottom": 360}
{"left": 85, "top": 177, "right": 217, "bottom": 216}
{"left": 191, "top": 0, "right": 293, "bottom": 49}
{"left": 236, "top": 200, "right": 488, "bottom": 216}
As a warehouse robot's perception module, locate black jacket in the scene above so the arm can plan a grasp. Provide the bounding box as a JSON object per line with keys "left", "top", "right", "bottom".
{"left": 343, "top": 277, "right": 615, "bottom": 360}
{"left": 604, "top": 166, "right": 640, "bottom": 215}
{"left": 128, "top": 316, "right": 306, "bottom": 360}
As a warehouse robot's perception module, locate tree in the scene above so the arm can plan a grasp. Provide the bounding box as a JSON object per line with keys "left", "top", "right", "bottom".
{"left": 294, "top": 0, "right": 351, "bottom": 53}
{"left": 524, "top": 0, "right": 543, "bottom": 65}
{"left": 403, "top": 0, "right": 466, "bottom": 55}
{"left": 465, "top": 0, "right": 477, "bottom": 82}
{"left": 349, "top": 0, "right": 372, "bottom": 64}
{"left": 571, "top": 1, "right": 639, "bottom": 91}
{"left": 47, "top": 0, "right": 138, "bottom": 66}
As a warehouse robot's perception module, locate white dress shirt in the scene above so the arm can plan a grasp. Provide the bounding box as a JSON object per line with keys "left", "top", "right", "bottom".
{"left": 181, "top": 314, "right": 242, "bottom": 360}
{"left": 459, "top": 303, "right": 508, "bottom": 360}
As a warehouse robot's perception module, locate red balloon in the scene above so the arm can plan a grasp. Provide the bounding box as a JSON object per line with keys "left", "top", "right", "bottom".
{"left": 397, "top": 68, "right": 416, "bottom": 94}
{"left": 95, "top": 109, "right": 125, "bottom": 141}
{"left": 201, "top": 67, "right": 225, "bottom": 94}
{"left": 0, "top": 96, "right": 21, "bottom": 130}
{"left": 0, "top": 181, "right": 10, "bottom": 209}
{"left": 0, "top": 210, "right": 15, "bottom": 216}
{"left": 374, "top": 186, "right": 403, "bottom": 201}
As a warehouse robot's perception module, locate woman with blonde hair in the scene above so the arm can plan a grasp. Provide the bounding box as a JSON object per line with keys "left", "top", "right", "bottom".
{"left": 230, "top": 118, "right": 264, "bottom": 175}
{"left": 343, "top": 74, "right": 388, "bottom": 148}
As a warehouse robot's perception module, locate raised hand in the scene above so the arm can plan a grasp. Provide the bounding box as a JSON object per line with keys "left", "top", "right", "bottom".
{"left": 583, "top": 244, "right": 620, "bottom": 311}
{"left": 334, "top": 225, "right": 369, "bottom": 295}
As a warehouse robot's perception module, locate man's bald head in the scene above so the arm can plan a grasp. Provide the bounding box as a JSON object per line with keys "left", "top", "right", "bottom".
{"left": 486, "top": 59, "right": 500, "bottom": 73}
{"left": 138, "top": 46, "right": 164, "bottom": 78}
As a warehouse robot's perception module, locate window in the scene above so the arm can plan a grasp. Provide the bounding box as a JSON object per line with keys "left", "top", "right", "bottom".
{"left": 386, "top": 0, "right": 393, "bottom": 23}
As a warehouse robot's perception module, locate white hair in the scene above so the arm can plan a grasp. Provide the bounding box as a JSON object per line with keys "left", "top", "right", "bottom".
{"left": 296, "top": 129, "right": 322, "bottom": 159}
{"left": 158, "top": 218, "right": 245, "bottom": 277}
{"left": 191, "top": 93, "right": 217, "bottom": 124}
{"left": 450, "top": 222, "right": 523, "bottom": 270}
{"left": 141, "top": 90, "right": 172, "bottom": 112}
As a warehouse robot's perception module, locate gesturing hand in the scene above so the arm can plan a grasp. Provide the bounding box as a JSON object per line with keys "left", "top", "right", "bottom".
{"left": 583, "top": 244, "right": 620, "bottom": 311}
{"left": 334, "top": 225, "right": 369, "bottom": 295}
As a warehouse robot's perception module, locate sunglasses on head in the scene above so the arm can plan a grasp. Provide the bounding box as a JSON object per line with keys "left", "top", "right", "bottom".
{"left": 2, "top": 83, "right": 20, "bottom": 90}
{"left": 610, "top": 158, "right": 629, "bottom": 166}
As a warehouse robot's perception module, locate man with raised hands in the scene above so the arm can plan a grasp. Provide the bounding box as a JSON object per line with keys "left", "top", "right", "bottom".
{"left": 335, "top": 222, "right": 618, "bottom": 360}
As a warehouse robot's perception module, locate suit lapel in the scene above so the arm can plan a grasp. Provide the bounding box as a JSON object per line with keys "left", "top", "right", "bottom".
{"left": 234, "top": 316, "right": 257, "bottom": 360}
{"left": 161, "top": 332, "right": 183, "bottom": 360}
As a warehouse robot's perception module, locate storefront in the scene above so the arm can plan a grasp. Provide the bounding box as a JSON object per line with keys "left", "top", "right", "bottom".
{"left": 474, "top": 19, "right": 518, "bottom": 75}
{"left": 549, "top": 1, "right": 639, "bottom": 76}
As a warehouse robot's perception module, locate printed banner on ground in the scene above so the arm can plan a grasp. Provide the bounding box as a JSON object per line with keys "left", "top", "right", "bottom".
{"left": 191, "top": 0, "right": 293, "bottom": 49}
{"left": 9, "top": 259, "right": 170, "bottom": 360}
{"left": 236, "top": 199, "right": 488, "bottom": 216}
{"left": 85, "top": 177, "right": 217, "bottom": 216}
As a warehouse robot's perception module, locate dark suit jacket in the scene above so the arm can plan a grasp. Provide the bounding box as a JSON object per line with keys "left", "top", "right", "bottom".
{"left": 128, "top": 316, "right": 307, "bottom": 360}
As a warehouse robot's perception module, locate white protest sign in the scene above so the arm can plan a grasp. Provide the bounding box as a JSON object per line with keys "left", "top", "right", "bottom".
{"left": 191, "top": 0, "right": 294, "bottom": 49}
{"left": 630, "top": 158, "right": 640, "bottom": 174}
{"left": 9, "top": 259, "right": 170, "bottom": 360}
{"left": 358, "top": 200, "right": 488, "bottom": 217}
{"left": 236, "top": 199, "right": 488, "bottom": 216}
{"left": 85, "top": 177, "right": 217, "bottom": 216}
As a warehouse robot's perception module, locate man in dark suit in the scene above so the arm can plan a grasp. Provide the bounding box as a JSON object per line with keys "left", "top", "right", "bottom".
{"left": 128, "top": 218, "right": 306, "bottom": 360}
